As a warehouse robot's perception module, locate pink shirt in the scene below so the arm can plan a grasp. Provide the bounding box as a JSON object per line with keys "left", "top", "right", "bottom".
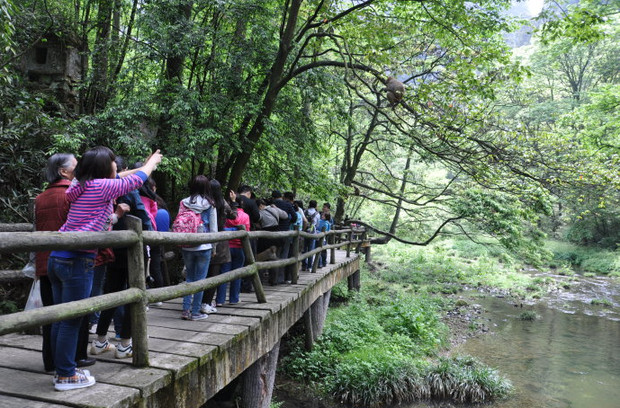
{"left": 225, "top": 208, "right": 250, "bottom": 248}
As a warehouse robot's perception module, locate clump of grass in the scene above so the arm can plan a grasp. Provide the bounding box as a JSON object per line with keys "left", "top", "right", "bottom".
{"left": 329, "top": 349, "right": 429, "bottom": 407}
{"left": 454, "top": 299, "right": 469, "bottom": 307}
{"left": 556, "top": 265, "right": 575, "bottom": 276}
{"left": 518, "top": 311, "right": 538, "bottom": 320}
{"left": 590, "top": 298, "right": 612, "bottom": 307}
{"left": 425, "top": 356, "right": 512, "bottom": 403}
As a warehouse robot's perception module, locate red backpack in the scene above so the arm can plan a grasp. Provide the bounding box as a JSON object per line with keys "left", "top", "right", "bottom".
{"left": 172, "top": 201, "right": 202, "bottom": 234}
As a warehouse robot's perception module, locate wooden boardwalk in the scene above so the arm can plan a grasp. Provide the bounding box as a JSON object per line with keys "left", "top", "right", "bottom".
{"left": 0, "top": 250, "right": 360, "bottom": 408}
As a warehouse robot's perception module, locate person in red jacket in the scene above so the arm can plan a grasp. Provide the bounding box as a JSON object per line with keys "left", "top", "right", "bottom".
{"left": 215, "top": 195, "right": 250, "bottom": 305}
{"left": 35, "top": 153, "right": 94, "bottom": 371}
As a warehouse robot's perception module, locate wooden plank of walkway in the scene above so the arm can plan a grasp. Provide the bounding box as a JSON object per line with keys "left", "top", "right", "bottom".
{"left": 0, "top": 250, "right": 360, "bottom": 408}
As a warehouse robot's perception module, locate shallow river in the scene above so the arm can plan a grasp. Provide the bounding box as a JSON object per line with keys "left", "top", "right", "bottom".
{"left": 408, "top": 273, "right": 620, "bottom": 408}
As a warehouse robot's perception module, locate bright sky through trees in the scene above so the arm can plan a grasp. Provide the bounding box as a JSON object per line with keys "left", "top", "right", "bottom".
{"left": 526, "top": 0, "right": 544, "bottom": 16}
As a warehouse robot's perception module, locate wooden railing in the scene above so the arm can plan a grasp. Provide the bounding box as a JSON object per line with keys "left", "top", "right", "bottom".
{"left": 0, "top": 217, "right": 365, "bottom": 367}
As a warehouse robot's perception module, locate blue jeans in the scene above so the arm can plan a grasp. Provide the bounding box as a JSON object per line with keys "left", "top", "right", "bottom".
{"left": 48, "top": 256, "right": 94, "bottom": 377}
{"left": 89, "top": 264, "right": 106, "bottom": 325}
{"left": 216, "top": 247, "right": 245, "bottom": 304}
{"left": 182, "top": 249, "right": 212, "bottom": 314}
{"left": 302, "top": 238, "right": 316, "bottom": 269}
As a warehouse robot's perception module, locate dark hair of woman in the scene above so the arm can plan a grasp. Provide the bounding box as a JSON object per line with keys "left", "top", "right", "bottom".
{"left": 188, "top": 175, "right": 213, "bottom": 205}
{"left": 209, "top": 179, "right": 230, "bottom": 228}
{"left": 75, "top": 146, "right": 116, "bottom": 184}
{"left": 45, "top": 153, "right": 75, "bottom": 183}
{"left": 146, "top": 178, "right": 168, "bottom": 210}
{"left": 138, "top": 176, "right": 158, "bottom": 200}
{"left": 114, "top": 156, "right": 127, "bottom": 172}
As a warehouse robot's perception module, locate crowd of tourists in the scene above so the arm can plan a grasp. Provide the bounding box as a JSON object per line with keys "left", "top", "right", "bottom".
{"left": 33, "top": 147, "right": 334, "bottom": 391}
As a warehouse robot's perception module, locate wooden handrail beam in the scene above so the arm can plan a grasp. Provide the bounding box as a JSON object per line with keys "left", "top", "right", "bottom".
{"left": 0, "top": 223, "right": 33, "bottom": 232}
{"left": 0, "top": 231, "right": 139, "bottom": 253}
{"left": 0, "top": 288, "right": 143, "bottom": 336}
{"left": 146, "top": 264, "right": 259, "bottom": 303}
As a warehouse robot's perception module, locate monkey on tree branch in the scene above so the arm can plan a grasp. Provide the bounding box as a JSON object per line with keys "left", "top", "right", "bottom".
{"left": 385, "top": 76, "right": 405, "bottom": 108}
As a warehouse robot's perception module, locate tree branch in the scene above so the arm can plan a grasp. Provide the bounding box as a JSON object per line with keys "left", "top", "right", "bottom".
{"left": 347, "top": 217, "right": 462, "bottom": 245}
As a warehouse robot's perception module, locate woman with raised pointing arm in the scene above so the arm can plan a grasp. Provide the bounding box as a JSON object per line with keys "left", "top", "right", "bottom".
{"left": 47, "top": 146, "right": 161, "bottom": 391}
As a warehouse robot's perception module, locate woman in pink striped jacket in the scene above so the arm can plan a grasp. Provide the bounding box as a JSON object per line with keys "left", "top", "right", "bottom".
{"left": 47, "top": 146, "right": 162, "bottom": 391}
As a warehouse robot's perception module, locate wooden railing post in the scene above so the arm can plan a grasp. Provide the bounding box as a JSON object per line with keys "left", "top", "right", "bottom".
{"left": 346, "top": 229, "right": 353, "bottom": 258}
{"left": 239, "top": 225, "right": 266, "bottom": 303}
{"left": 125, "top": 215, "right": 149, "bottom": 367}
{"left": 292, "top": 229, "right": 300, "bottom": 284}
{"left": 329, "top": 231, "right": 336, "bottom": 265}
{"left": 355, "top": 229, "right": 366, "bottom": 253}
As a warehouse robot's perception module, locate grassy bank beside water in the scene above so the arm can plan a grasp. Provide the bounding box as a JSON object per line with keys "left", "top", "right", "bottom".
{"left": 279, "top": 239, "right": 523, "bottom": 407}
{"left": 278, "top": 238, "right": 620, "bottom": 407}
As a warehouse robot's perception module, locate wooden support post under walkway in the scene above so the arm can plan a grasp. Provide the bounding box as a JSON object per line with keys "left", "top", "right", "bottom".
{"left": 0, "top": 250, "right": 360, "bottom": 408}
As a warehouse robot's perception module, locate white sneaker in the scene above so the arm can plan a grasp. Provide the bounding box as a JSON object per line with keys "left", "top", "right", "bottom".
{"left": 115, "top": 342, "right": 133, "bottom": 359}
{"left": 88, "top": 324, "right": 97, "bottom": 334}
{"left": 54, "top": 371, "right": 96, "bottom": 391}
{"left": 200, "top": 303, "right": 217, "bottom": 314}
{"left": 90, "top": 339, "right": 116, "bottom": 355}
{"left": 51, "top": 369, "right": 90, "bottom": 385}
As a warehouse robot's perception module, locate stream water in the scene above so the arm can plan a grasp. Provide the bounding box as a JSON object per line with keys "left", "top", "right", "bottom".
{"left": 406, "top": 272, "right": 620, "bottom": 408}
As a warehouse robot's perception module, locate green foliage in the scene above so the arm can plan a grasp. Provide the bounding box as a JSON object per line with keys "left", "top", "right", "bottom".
{"left": 1, "top": 0, "right": 616, "bottom": 270}
{"left": 0, "top": 0, "right": 16, "bottom": 82}
{"left": 282, "top": 291, "right": 445, "bottom": 382}
{"left": 565, "top": 209, "right": 620, "bottom": 249}
{"left": 590, "top": 298, "right": 612, "bottom": 307}
{"left": 373, "top": 241, "right": 535, "bottom": 297}
{"left": 547, "top": 240, "right": 620, "bottom": 275}
{"left": 376, "top": 298, "right": 443, "bottom": 354}
{"left": 269, "top": 401, "right": 283, "bottom": 408}
{"left": 452, "top": 189, "right": 550, "bottom": 265}
{"left": 0, "top": 82, "right": 69, "bottom": 223}
{"left": 537, "top": 1, "right": 610, "bottom": 44}
{"left": 518, "top": 311, "right": 538, "bottom": 321}
{"left": 0, "top": 299, "right": 18, "bottom": 315}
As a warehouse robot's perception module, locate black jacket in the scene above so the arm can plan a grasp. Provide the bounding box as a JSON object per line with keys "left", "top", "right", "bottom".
{"left": 239, "top": 194, "right": 261, "bottom": 225}
{"left": 273, "top": 199, "right": 297, "bottom": 231}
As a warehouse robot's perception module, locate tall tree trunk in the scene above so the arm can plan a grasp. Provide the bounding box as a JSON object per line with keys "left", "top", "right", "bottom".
{"left": 78, "top": 0, "right": 93, "bottom": 114}
{"left": 85, "top": 0, "right": 113, "bottom": 113}
{"left": 109, "top": 0, "right": 138, "bottom": 86}
{"left": 225, "top": 0, "right": 303, "bottom": 191}
{"left": 157, "top": 1, "right": 193, "bottom": 156}
{"left": 388, "top": 147, "right": 413, "bottom": 235}
{"left": 335, "top": 101, "right": 380, "bottom": 223}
